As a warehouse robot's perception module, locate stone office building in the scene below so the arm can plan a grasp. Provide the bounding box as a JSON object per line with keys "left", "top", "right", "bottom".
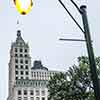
{"left": 7, "top": 30, "right": 59, "bottom": 100}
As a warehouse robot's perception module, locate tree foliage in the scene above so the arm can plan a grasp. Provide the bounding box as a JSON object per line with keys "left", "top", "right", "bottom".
{"left": 48, "top": 72, "right": 71, "bottom": 100}
{"left": 48, "top": 56, "right": 100, "bottom": 100}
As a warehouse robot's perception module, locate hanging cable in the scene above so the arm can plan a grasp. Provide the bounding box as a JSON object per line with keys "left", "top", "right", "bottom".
{"left": 58, "top": 0, "right": 85, "bottom": 34}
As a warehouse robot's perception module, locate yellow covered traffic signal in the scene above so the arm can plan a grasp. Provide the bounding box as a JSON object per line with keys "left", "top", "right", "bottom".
{"left": 13, "top": 0, "right": 33, "bottom": 15}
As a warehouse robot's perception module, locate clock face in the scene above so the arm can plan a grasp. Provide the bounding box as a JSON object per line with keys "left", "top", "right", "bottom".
{"left": 13, "top": 0, "right": 33, "bottom": 15}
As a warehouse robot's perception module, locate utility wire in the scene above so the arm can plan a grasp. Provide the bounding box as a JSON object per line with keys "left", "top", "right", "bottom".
{"left": 70, "top": 0, "right": 81, "bottom": 13}
{"left": 58, "top": 0, "right": 85, "bottom": 34}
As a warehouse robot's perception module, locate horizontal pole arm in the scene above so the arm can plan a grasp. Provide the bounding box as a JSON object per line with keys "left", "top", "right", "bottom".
{"left": 59, "top": 38, "right": 86, "bottom": 42}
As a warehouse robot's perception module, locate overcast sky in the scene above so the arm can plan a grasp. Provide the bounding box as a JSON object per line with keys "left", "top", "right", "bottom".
{"left": 0, "top": 0, "right": 100, "bottom": 100}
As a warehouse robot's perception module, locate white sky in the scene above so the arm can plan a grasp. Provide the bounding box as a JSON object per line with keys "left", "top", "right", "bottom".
{"left": 0, "top": 0, "right": 100, "bottom": 100}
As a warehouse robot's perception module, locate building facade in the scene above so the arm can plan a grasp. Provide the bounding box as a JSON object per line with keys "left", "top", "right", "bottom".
{"left": 7, "top": 30, "right": 59, "bottom": 100}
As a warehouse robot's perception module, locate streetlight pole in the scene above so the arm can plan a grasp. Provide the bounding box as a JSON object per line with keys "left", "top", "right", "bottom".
{"left": 58, "top": 0, "right": 100, "bottom": 99}
{"left": 80, "top": 5, "right": 100, "bottom": 100}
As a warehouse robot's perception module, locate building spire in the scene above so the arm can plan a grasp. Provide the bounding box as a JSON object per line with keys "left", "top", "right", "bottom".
{"left": 16, "top": 19, "right": 21, "bottom": 37}
{"left": 17, "top": 30, "right": 21, "bottom": 37}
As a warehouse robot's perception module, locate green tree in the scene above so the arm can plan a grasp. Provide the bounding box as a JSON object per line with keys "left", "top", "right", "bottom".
{"left": 48, "top": 56, "right": 100, "bottom": 100}
{"left": 66, "top": 56, "right": 94, "bottom": 100}
{"left": 48, "top": 72, "right": 71, "bottom": 100}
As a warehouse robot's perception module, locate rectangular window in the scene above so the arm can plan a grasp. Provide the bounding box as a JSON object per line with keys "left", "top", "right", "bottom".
{"left": 30, "top": 97, "right": 34, "bottom": 100}
{"left": 20, "top": 65, "right": 23, "bottom": 69}
{"left": 45, "top": 72, "right": 46, "bottom": 77}
{"left": 15, "top": 48, "right": 17, "bottom": 52}
{"left": 25, "top": 54, "right": 28, "bottom": 57}
{"left": 16, "top": 77, "right": 18, "bottom": 80}
{"left": 15, "top": 65, "right": 18, "bottom": 69}
{"left": 36, "top": 97, "right": 40, "bottom": 100}
{"left": 26, "top": 77, "right": 29, "bottom": 79}
{"left": 25, "top": 60, "right": 28, "bottom": 64}
{"left": 26, "top": 71, "right": 29, "bottom": 75}
{"left": 30, "top": 90, "right": 34, "bottom": 95}
{"left": 18, "top": 90, "right": 21, "bottom": 95}
{"left": 20, "top": 71, "right": 24, "bottom": 75}
{"left": 42, "top": 97, "right": 45, "bottom": 100}
{"left": 20, "top": 54, "right": 23, "bottom": 57}
{"left": 20, "top": 48, "right": 23, "bottom": 52}
{"left": 34, "top": 72, "right": 36, "bottom": 77}
{"left": 21, "top": 77, "right": 23, "bottom": 79}
{"left": 24, "top": 90, "right": 27, "bottom": 95}
{"left": 20, "top": 59, "right": 23, "bottom": 64}
{"left": 25, "top": 49, "right": 27, "bottom": 53}
{"left": 16, "top": 71, "right": 18, "bottom": 75}
{"left": 24, "top": 97, "right": 28, "bottom": 100}
{"left": 15, "top": 59, "right": 18, "bottom": 63}
{"left": 39, "top": 72, "right": 41, "bottom": 77}
{"left": 41, "top": 90, "right": 45, "bottom": 96}
{"left": 18, "top": 97, "right": 22, "bottom": 100}
{"left": 15, "top": 54, "right": 18, "bottom": 57}
{"left": 37, "top": 72, "right": 38, "bottom": 77}
{"left": 36, "top": 90, "right": 39, "bottom": 96}
{"left": 25, "top": 65, "right": 28, "bottom": 69}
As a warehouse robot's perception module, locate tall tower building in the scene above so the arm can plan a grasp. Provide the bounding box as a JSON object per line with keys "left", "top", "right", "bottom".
{"left": 7, "top": 30, "right": 59, "bottom": 100}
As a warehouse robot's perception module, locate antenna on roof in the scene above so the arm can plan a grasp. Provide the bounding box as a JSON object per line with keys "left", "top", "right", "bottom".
{"left": 17, "top": 20, "right": 19, "bottom": 25}
{"left": 16, "top": 19, "right": 20, "bottom": 30}
{"left": 16, "top": 19, "right": 21, "bottom": 30}
{"left": 16, "top": 19, "right": 21, "bottom": 36}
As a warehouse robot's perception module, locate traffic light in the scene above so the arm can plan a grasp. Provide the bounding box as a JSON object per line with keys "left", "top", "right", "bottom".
{"left": 13, "top": 0, "right": 33, "bottom": 15}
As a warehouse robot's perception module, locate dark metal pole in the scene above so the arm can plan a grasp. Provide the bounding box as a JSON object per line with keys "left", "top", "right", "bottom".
{"left": 80, "top": 5, "right": 100, "bottom": 100}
